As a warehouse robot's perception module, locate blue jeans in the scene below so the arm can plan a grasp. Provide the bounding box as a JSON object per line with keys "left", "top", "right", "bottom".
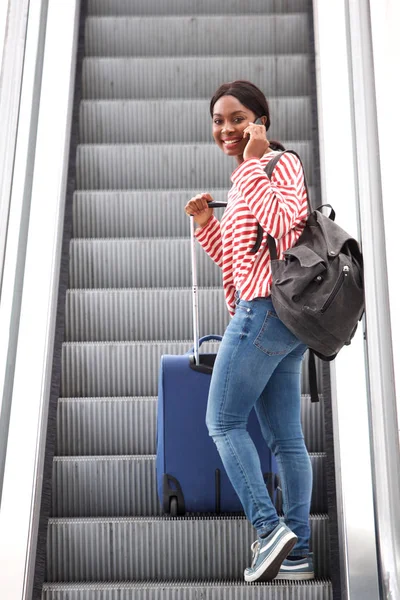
{"left": 205, "top": 296, "right": 312, "bottom": 556}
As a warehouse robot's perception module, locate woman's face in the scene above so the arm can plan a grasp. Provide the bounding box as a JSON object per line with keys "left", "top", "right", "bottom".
{"left": 212, "top": 95, "right": 257, "bottom": 161}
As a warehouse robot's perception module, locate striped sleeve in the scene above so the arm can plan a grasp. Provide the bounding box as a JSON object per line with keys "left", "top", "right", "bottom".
{"left": 194, "top": 215, "right": 223, "bottom": 267}
{"left": 230, "top": 153, "right": 306, "bottom": 240}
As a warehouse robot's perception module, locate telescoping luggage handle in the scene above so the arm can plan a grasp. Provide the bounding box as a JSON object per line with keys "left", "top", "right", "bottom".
{"left": 189, "top": 201, "right": 226, "bottom": 366}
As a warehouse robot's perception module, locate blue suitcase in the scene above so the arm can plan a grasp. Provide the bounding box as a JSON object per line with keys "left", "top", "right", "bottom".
{"left": 156, "top": 207, "right": 278, "bottom": 515}
{"left": 157, "top": 336, "right": 279, "bottom": 515}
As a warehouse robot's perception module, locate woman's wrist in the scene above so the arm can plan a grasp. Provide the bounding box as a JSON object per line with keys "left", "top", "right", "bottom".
{"left": 195, "top": 214, "right": 214, "bottom": 229}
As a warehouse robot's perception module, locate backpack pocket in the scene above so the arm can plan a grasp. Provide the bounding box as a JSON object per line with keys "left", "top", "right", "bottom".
{"left": 271, "top": 245, "right": 326, "bottom": 300}
{"left": 302, "top": 253, "right": 364, "bottom": 343}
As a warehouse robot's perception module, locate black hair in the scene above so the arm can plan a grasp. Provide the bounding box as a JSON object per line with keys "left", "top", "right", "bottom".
{"left": 209, "top": 80, "right": 285, "bottom": 151}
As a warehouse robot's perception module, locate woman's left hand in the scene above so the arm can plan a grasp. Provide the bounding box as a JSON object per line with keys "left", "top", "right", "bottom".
{"left": 242, "top": 123, "right": 270, "bottom": 161}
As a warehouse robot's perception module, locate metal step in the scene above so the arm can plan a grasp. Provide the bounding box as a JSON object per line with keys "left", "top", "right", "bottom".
{"left": 51, "top": 453, "right": 326, "bottom": 518}
{"left": 79, "top": 98, "right": 312, "bottom": 144}
{"left": 69, "top": 239, "right": 223, "bottom": 289}
{"left": 42, "top": 579, "right": 333, "bottom": 600}
{"left": 56, "top": 397, "right": 158, "bottom": 456}
{"left": 87, "top": 0, "right": 310, "bottom": 17}
{"left": 65, "top": 288, "right": 229, "bottom": 342}
{"left": 82, "top": 56, "right": 311, "bottom": 100}
{"left": 72, "top": 189, "right": 228, "bottom": 238}
{"left": 45, "top": 515, "right": 329, "bottom": 581}
{"left": 76, "top": 142, "right": 313, "bottom": 190}
{"left": 85, "top": 15, "right": 309, "bottom": 57}
{"left": 72, "top": 187, "right": 317, "bottom": 239}
{"left": 56, "top": 394, "right": 324, "bottom": 457}
{"left": 61, "top": 342, "right": 321, "bottom": 398}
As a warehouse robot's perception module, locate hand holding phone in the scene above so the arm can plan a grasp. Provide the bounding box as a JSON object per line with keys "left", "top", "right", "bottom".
{"left": 243, "top": 117, "right": 270, "bottom": 160}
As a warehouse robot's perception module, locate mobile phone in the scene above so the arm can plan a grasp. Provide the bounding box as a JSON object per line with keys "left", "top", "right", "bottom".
{"left": 254, "top": 117, "right": 263, "bottom": 126}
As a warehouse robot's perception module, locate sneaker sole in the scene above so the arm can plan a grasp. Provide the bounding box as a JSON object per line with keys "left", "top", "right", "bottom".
{"left": 244, "top": 532, "right": 297, "bottom": 583}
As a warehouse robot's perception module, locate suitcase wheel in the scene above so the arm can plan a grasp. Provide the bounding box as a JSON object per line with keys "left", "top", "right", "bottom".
{"left": 169, "top": 496, "right": 178, "bottom": 516}
{"left": 163, "top": 474, "right": 185, "bottom": 515}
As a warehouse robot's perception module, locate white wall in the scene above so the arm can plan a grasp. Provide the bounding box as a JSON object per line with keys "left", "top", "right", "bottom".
{"left": 0, "top": 1, "right": 9, "bottom": 81}
{"left": 369, "top": 0, "right": 400, "bottom": 424}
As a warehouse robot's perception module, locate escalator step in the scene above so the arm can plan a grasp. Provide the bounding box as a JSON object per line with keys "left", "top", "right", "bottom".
{"left": 56, "top": 394, "right": 324, "bottom": 456}
{"left": 79, "top": 98, "right": 312, "bottom": 144}
{"left": 87, "top": 0, "right": 310, "bottom": 17}
{"left": 45, "top": 515, "right": 329, "bottom": 581}
{"left": 61, "top": 341, "right": 321, "bottom": 398}
{"left": 42, "top": 580, "right": 332, "bottom": 600}
{"left": 56, "top": 397, "right": 158, "bottom": 456}
{"left": 83, "top": 56, "right": 311, "bottom": 100}
{"left": 65, "top": 288, "right": 229, "bottom": 342}
{"left": 76, "top": 142, "right": 313, "bottom": 190}
{"left": 51, "top": 453, "right": 327, "bottom": 517}
{"left": 72, "top": 187, "right": 317, "bottom": 239}
{"left": 42, "top": 579, "right": 333, "bottom": 600}
{"left": 85, "top": 15, "right": 309, "bottom": 57}
{"left": 69, "top": 239, "right": 223, "bottom": 289}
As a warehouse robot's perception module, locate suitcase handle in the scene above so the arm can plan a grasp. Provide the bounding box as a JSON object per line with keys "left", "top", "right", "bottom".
{"left": 208, "top": 201, "right": 227, "bottom": 208}
{"left": 190, "top": 204, "right": 225, "bottom": 365}
{"left": 186, "top": 335, "right": 223, "bottom": 355}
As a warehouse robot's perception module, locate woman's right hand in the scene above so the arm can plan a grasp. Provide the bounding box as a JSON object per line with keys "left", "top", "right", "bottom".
{"left": 184, "top": 193, "right": 214, "bottom": 228}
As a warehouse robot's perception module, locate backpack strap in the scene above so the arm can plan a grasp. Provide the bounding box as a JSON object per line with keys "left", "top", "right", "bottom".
{"left": 250, "top": 150, "right": 312, "bottom": 255}
{"left": 308, "top": 350, "right": 319, "bottom": 403}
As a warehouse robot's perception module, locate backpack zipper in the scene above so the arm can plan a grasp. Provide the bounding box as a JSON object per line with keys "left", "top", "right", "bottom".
{"left": 321, "top": 265, "right": 350, "bottom": 313}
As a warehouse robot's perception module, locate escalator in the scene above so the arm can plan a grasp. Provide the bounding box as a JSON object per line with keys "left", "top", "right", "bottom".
{"left": 40, "top": 0, "right": 337, "bottom": 597}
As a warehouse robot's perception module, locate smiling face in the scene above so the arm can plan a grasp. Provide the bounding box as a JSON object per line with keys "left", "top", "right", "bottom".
{"left": 212, "top": 95, "right": 257, "bottom": 163}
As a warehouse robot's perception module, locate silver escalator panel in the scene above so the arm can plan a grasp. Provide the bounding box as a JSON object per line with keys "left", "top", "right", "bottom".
{"left": 42, "top": 1, "right": 331, "bottom": 598}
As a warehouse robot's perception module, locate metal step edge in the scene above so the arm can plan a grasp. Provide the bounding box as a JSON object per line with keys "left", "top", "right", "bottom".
{"left": 86, "top": 0, "right": 310, "bottom": 17}
{"left": 83, "top": 53, "right": 310, "bottom": 61}
{"left": 51, "top": 453, "right": 326, "bottom": 517}
{"left": 47, "top": 513, "right": 328, "bottom": 523}
{"left": 55, "top": 393, "right": 324, "bottom": 456}
{"left": 80, "top": 96, "right": 312, "bottom": 103}
{"left": 77, "top": 140, "right": 312, "bottom": 148}
{"left": 53, "top": 452, "right": 327, "bottom": 461}
{"left": 42, "top": 579, "right": 332, "bottom": 600}
{"left": 86, "top": 12, "right": 307, "bottom": 22}
{"left": 46, "top": 515, "right": 329, "bottom": 581}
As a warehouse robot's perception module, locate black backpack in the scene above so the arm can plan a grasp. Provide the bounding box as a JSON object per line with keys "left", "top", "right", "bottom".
{"left": 254, "top": 151, "right": 364, "bottom": 400}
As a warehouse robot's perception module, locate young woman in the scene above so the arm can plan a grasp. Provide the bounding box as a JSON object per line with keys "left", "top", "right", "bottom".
{"left": 184, "top": 81, "right": 313, "bottom": 583}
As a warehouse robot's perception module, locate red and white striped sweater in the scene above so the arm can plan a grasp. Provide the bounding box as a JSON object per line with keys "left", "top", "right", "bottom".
{"left": 195, "top": 151, "right": 308, "bottom": 316}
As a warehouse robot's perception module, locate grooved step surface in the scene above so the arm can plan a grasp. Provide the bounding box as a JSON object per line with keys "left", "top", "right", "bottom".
{"left": 72, "top": 187, "right": 316, "bottom": 239}
{"left": 45, "top": 515, "right": 329, "bottom": 581}
{"left": 56, "top": 398, "right": 157, "bottom": 456}
{"left": 65, "top": 288, "right": 229, "bottom": 342}
{"left": 76, "top": 142, "right": 313, "bottom": 190}
{"left": 61, "top": 342, "right": 321, "bottom": 398}
{"left": 79, "top": 98, "right": 312, "bottom": 144}
{"left": 72, "top": 189, "right": 228, "bottom": 238}
{"left": 83, "top": 56, "right": 311, "bottom": 99}
{"left": 51, "top": 453, "right": 326, "bottom": 517}
{"left": 56, "top": 394, "right": 324, "bottom": 457}
{"left": 69, "top": 239, "right": 223, "bottom": 289}
{"left": 87, "top": 0, "right": 310, "bottom": 16}
{"left": 85, "top": 15, "right": 309, "bottom": 57}
{"left": 42, "top": 580, "right": 333, "bottom": 599}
